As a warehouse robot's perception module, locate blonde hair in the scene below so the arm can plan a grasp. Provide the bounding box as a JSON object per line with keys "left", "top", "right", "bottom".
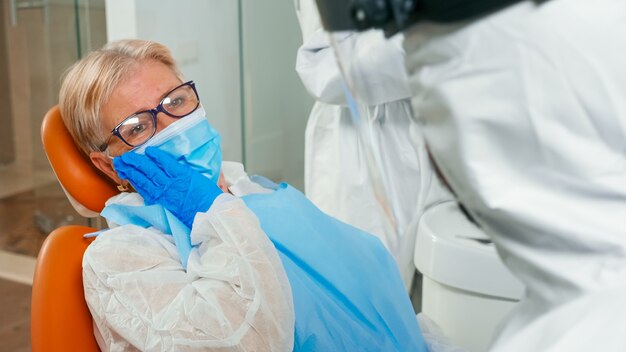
{"left": 59, "top": 39, "right": 183, "bottom": 155}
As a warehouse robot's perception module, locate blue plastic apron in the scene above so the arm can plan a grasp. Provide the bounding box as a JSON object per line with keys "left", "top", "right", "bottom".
{"left": 243, "top": 183, "right": 427, "bottom": 352}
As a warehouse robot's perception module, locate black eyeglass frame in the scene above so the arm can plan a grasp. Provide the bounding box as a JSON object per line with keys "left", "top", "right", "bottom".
{"left": 99, "top": 80, "right": 200, "bottom": 152}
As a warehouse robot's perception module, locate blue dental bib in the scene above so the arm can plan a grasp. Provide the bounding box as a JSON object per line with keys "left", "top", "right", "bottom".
{"left": 243, "top": 183, "right": 427, "bottom": 352}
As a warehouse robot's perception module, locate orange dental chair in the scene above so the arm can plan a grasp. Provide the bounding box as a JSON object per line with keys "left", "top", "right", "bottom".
{"left": 31, "top": 105, "right": 119, "bottom": 352}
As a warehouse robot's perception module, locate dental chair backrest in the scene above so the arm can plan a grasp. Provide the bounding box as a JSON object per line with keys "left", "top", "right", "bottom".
{"left": 31, "top": 105, "right": 119, "bottom": 352}
{"left": 40, "top": 105, "right": 119, "bottom": 217}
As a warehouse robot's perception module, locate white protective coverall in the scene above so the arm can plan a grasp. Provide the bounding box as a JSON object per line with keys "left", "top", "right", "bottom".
{"left": 294, "top": 0, "right": 450, "bottom": 287}
{"left": 82, "top": 162, "right": 294, "bottom": 351}
{"left": 403, "top": 0, "right": 626, "bottom": 349}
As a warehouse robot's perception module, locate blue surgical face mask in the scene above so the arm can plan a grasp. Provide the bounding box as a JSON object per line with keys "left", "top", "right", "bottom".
{"left": 131, "top": 106, "right": 222, "bottom": 184}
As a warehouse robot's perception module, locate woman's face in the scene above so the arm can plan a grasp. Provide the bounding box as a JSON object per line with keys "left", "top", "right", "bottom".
{"left": 89, "top": 60, "right": 184, "bottom": 185}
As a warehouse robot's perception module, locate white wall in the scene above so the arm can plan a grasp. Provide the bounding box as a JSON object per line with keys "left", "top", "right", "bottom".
{"left": 240, "top": 0, "right": 312, "bottom": 189}
{"left": 105, "top": 0, "right": 313, "bottom": 189}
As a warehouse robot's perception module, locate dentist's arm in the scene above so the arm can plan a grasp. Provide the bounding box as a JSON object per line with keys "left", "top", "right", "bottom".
{"left": 294, "top": 0, "right": 411, "bottom": 106}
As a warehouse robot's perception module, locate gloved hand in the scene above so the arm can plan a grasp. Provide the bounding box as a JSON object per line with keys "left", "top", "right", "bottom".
{"left": 113, "top": 147, "right": 223, "bottom": 228}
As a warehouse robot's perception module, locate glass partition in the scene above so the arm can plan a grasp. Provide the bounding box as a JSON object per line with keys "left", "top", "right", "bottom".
{"left": 239, "top": 0, "right": 313, "bottom": 190}
{"left": 0, "top": 0, "right": 106, "bottom": 258}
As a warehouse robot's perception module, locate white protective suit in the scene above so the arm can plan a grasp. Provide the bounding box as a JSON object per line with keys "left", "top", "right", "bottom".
{"left": 294, "top": 0, "right": 450, "bottom": 287}
{"left": 403, "top": 0, "right": 626, "bottom": 349}
{"left": 82, "top": 162, "right": 294, "bottom": 351}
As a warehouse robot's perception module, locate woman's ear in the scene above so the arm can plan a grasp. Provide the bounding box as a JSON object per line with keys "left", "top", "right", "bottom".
{"left": 218, "top": 171, "right": 229, "bottom": 193}
{"left": 90, "top": 151, "right": 125, "bottom": 186}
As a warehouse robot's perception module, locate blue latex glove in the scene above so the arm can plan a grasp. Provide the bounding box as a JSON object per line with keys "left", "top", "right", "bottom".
{"left": 113, "top": 147, "right": 223, "bottom": 228}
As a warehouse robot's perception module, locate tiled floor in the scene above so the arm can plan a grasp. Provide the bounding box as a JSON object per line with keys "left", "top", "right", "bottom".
{"left": 0, "top": 181, "right": 88, "bottom": 257}
{"left": 0, "top": 162, "right": 56, "bottom": 200}
{"left": 0, "top": 175, "right": 89, "bottom": 351}
{"left": 0, "top": 278, "right": 31, "bottom": 352}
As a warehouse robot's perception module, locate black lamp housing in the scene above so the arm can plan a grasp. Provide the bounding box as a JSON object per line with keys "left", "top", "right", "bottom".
{"left": 315, "top": 0, "right": 542, "bottom": 37}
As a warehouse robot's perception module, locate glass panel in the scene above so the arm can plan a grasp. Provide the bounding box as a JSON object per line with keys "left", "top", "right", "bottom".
{"left": 0, "top": 0, "right": 106, "bottom": 258}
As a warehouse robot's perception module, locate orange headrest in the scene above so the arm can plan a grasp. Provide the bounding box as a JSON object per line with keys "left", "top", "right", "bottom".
{"left": 41, "top": 105, "right": 119, "bottom": 216}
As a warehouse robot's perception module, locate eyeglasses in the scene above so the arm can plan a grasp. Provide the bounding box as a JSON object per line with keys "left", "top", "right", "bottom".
{"left": 99, "top": 81, "right": 200, "bottom": 151}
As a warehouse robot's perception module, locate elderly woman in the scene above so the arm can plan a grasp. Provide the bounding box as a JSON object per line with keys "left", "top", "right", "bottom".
{"left": 59, "top": 39, "right": 427, "bottom": 351}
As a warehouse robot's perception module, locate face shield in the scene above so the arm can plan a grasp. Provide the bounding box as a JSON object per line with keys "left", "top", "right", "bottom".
{"left": 314, "top": 0, "right": 527, "bottom": 35}
{"left": 315, "top": 0, "right": 528, "bottom": 236}
{"left": 326, "top": 30, "right": 401, "bottom": 238}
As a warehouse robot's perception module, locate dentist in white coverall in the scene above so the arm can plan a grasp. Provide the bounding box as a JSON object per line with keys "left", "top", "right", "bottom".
{"left": 396, "top": 0, "right": 626, "bottom": 349}
{"left": 294, "top": 0, "right": 450, "bottom": 288}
